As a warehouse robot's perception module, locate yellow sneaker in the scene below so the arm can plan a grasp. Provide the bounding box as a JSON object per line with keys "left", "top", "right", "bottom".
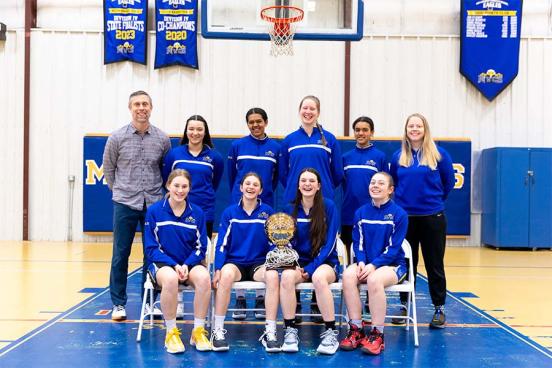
{"left": 190, "top": 326, "right": 212, "bottom": 351}
{"left": 165, "top": 327, "right": 185, "bottom": 354}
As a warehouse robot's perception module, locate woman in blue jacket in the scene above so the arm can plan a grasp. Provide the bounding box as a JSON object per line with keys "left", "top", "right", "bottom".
{"left": 280, "top": 95, "right": 343, "bottom": 320}
{"left": 389, "top": 113, "right": 455, "bottom": 329}
{"left": 227, "top": 108, "right": 279, "bottom": 319}
{"left": 341, "top": 116, "right": 387, "bottom": 254}
{"left": 162, "top": 115, "right": 224, "bottom": 238}
{"left": 279, "top": 168, "right": 341, "bottom": 355}
{"left": 144, "top": 169, "right": 212, "bottom": 354}
{"left": 279, "top": 95, "right": 343, "bottom": 204}
{"left": 339, "top": 172, "right": 408, "bottom": 355}
{"left": 228, "top": 107, "right": 280, "bottom": 207}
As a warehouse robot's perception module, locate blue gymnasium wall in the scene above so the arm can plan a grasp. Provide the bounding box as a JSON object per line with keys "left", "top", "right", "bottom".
{"left": 83, "top": 136, "right": 471, "bottom": 235}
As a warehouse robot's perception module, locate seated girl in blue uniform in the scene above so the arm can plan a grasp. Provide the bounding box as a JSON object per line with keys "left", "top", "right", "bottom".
{"left": 339, "top": 172, "right": 408, "bottom": 355}
{"left": 144, "top": 169, "right": 212, "bottom": 354}
{"left": 211, "top": 173, "right": 278, "bottom": 352}
{"left": 277, "top": 168, "right": 341, "bottom": 355}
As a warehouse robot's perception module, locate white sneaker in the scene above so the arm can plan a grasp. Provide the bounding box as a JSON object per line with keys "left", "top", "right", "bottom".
{"left": 176, "top": 303, "right": 184, "bottom": 319}
{"left": 210, "top": 327, "right": 229, "bottom": 352}
{"left": 259, "top": 329, "right": 281, "bottom": 353}
{"left": 316, "top": 329, "right": 339, "bottom": 355}
{"left": 145, "top": 303, "right": 162, "bottom": 316}
{"left": 112, "top": 305, "right": 126, "bottom": 321}
{"left": 281, "top": 327, "right": 299, "bottom": 353}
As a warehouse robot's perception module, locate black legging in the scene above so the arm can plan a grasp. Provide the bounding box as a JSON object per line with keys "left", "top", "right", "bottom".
{"left": 400, "top": 212, "right": 447, "bottom": 306}
{"left": 206, "top": 221, "right": 214, "bottom": 240}
{"left": 340, "top": 225, "right": 353, "bottom": 262}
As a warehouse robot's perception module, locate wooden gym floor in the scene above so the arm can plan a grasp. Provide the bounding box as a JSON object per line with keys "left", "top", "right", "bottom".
{"left": 0, "top": 241, "right": 551, "bottom": 367}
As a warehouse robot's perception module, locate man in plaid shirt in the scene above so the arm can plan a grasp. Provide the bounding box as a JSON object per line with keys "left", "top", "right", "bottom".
{"left": 103, "top": 90, "right": 171, "bottom": 321}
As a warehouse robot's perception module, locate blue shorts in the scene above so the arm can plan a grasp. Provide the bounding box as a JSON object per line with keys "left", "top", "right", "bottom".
{"left": 393, "top": 264, "right": 408, "bottom": 284}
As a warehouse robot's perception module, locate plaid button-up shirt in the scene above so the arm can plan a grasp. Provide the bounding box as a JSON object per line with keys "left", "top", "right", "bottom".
{"left": 103, "top": 123, "right": 171, "bottom": 210}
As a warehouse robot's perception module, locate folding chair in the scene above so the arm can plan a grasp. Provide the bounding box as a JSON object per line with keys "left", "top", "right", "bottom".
{"left": 136, "top": 237, "right": 213, "bottom": 342}
{"left": 210, "top": 234, "right": 267, "bottom": 320}
{"left": 359, "top": 239, "right": 419, "bottom": 347}
{"left": 295, "top": 236, "right": 349, "bottom": 326}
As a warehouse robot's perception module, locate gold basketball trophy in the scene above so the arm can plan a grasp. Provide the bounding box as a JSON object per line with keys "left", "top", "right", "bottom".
{"left": 264, "top": 212, "right": 299, "bottom": 270}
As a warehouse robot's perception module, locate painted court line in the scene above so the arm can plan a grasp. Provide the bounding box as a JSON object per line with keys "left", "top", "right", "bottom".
{"left": 0, "top": 268, "right": 140, "bottom": 358}
{"left": 56, "top": 318, "right": 502, "bottom": 329}
{"left": 420, "top": 274, "right": 552, "bottom": 360}
{"left": 1, "top": 270, "right": 550, "bottom": 361}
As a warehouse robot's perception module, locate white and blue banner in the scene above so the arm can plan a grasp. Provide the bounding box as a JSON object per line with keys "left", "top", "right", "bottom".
{"left": 460, "top": 0, "right": 523, "bottom": 101}
{"left": 155, "top": 0, "right": 198, "bottom": 69}
{"left": 103, "top": 0, "right": 148, "bottom": 65}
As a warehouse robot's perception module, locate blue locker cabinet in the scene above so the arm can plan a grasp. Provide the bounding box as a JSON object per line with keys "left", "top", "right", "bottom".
{"left": 481, "top": 147, "right": 552, "bottom": 249}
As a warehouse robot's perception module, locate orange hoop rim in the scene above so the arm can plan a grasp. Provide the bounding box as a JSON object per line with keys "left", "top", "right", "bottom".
{"left": 260, "top": 5, "right": 304, "bottom": 25}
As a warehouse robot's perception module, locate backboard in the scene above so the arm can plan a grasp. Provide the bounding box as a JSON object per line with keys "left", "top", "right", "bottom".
{"left": 201, "top": 0, "right": 364, "bottom": 41}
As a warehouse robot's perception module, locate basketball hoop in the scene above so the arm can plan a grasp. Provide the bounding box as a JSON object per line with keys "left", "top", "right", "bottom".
{"left": 261, "top": 5, "right": 304, "bottom": 57}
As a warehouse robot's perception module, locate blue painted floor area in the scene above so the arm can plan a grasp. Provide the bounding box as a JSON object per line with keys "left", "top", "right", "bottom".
{"left": 1, "top": 271, "right": 551, "bottom": 367}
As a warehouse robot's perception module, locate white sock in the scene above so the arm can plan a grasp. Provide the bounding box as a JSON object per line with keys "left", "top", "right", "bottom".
{"left": 236, "top": 290, "right": 246, "bottom": 298}
{"left": 266, "top": 319, "right": 277, "bottom": 332}
{"left": 177, "top": 292, "right": 183, "bottom": 302}
{"left": 374, "top": 325, "right": 384, "bottom": 333}
{"left": 214, "top": 315, "right": 225, "bottom": 330}
{"left": 256, "top": 290, "right": 265, "bottom": 298}
{"left": 351, "top": 319, "right": 363, "bottom": 329}
{"left": 193, "top": 318, "right": 205, "bottom": 329}
{"left": 165, "top": 318, "right": 177, "bottom": 331}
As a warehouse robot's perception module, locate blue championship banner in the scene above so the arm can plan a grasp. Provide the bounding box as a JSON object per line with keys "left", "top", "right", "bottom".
{"left": 84, "top": 136, "right": 471, "bottom": 236}
{"left": 104, "top": 0, "right": 148, "bottom": 65}
{"left": 460, "top": 0, "right": 523, "bottom": 101}
{"left": 155, "top": 0, "right": 198, "bottom": 69}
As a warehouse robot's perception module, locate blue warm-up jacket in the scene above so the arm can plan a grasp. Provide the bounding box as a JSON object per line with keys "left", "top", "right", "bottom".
{"left": 227, "top": 135, "right": 281, "bottom": 207}
{"left": 389, "top": 146, "right": 455, "bottom": 215}
{"left": 279, "top": 126, "right": 343, "bottom": 204}
{"left": 284, "top": 198, "right": 340, "bottom": 276}
{"left": 162, "top": 144, "right": 224, "bottom": 222}
{"left": 352, "top": 199, "right": 408, "bottom": 269}
{"left": 215, "top": 200, "right": 274, "bottom": 271}
{"left": 341, "top": 144, "right": 388, "bottom": 226}
{"left": 144, "top": 198, "right": 208, "bottom": 267}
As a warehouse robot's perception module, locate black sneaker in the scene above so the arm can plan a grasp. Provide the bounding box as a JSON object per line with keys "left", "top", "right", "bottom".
{"left": 210, "top": 327, "right": 229, "bottom": 352}
{"left": 295, "top": 303, "right": 302, "bottom": 324}
{"left": 429, "top": 306, "right": 446, "bottom": 329}
{"left": 232, "top": 296, "right": 247, "bottom": 320}
{"left": 259, "top": 329, "right": 281, "bottom": 353}
{"left": 310, "top": 303, "right": 323, "bottom": 324}
{"left": 391, "top": 304, "right": 407, "bottom": 325}
{"left": 364, "top": 292, "right": 370, "bottom": 315}
{"left": 254, "top": 296, "right": 266, "bottom": 320}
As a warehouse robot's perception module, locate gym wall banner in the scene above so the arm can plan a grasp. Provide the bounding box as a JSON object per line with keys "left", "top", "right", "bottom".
{"left": 460, "top": 0, "right": 523, "bottom": 101}
{"left": 83, "top": 136, "right": 471, "bottom": 236}
{"left": 155, "top": 0, "right": 199, "bottom": 69}
{"left": 104, "top": 0, "right": 148, "bottom": 65}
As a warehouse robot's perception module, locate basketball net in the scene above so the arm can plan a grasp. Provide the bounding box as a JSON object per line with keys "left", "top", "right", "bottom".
{"left": 265, "top": 246, "right": 300, "bottom": 269}
{"left": 261, "top": 6, "right": 304, "bottom": 57}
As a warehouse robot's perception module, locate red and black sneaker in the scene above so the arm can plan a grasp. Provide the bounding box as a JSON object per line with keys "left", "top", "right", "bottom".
{"left": 361, "top": 328, "right": 385, "bottom": 355}
{"left": 339, "top": 322, "right": 366, "bottom": 351}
